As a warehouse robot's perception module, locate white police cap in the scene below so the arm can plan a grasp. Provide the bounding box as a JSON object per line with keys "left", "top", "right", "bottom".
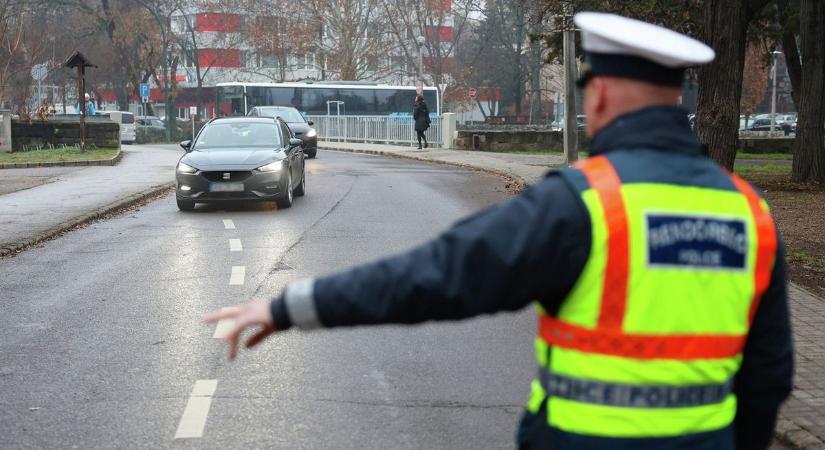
{"left": 574, "top": 12, "right": 715, "bottom": 86}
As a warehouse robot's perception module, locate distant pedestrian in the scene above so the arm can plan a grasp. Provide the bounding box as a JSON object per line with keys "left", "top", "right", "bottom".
{"left": 77, "top": 93, "right": 96, "bottom": 116}
{"left": 413, "top": 94, "right": 430, "bottom": 149}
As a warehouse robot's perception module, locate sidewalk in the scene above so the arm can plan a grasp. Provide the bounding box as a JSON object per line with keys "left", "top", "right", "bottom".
{"left": 319, "top": 140, "right": 825, "bottom": 449}
{"left": 0, "top": 144, "right": 181, "bottom": 256}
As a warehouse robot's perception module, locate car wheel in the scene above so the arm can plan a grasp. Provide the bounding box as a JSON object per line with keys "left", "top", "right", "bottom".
{"left": 309, "top": 149, "right": 317, "bottom": 159}
{"left": 294, "top": 167, "right": 306, "bottom": 197}
{"left": 277, "top": 172, "right": 293, "bottom": 209}
{"left": 177, "top": 199, "right": 195, "bottom": 211}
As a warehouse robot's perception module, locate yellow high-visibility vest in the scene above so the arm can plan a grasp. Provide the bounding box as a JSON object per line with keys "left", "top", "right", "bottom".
{"left": 528, "top": 156, "right": 777, "bottom": 438}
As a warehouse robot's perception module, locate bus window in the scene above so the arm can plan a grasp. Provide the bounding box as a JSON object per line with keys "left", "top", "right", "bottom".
{"left": 247, "top": 86, "right": 298, "bottom": 110}
{"left": 217, "top": 85, "right": 245, "bottom": 116}
{"left": 302, "top": 88, "right": 338, "bottom": 115}
{"left": 339, "top": 89, "right": 376, "bottom": 115}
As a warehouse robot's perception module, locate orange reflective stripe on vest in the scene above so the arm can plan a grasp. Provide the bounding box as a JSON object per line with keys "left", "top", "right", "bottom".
{"left": 577, "top": 156, "right": 630, "bottom": 331}
{"left": 537, "top": 156, "right": 776, "bottom": 361}
{"left": 727, "top": 173, "right": 778, "bottom": 323}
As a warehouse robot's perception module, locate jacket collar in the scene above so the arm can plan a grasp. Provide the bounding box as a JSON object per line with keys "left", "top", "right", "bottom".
{"left": 588, "top": 106, "right": 701, "bottom": 156}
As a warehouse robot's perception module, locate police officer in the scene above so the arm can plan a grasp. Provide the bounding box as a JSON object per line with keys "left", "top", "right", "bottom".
{"left": 206, "top": 12, "right": 792, "bottom": 450}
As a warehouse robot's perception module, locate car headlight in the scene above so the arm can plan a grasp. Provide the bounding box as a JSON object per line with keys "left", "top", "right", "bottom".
{"left": 257, "top": 160, "right": 284, "bottom": 172}
{"left": 305, "top": 128, "right": 317, "bottom": 138}
{"left": 177, "top": 162, "right": 197, "bottom": 174}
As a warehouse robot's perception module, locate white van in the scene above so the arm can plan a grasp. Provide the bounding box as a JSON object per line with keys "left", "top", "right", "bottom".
{"left": 100, "top": 111, "right": 136, "bottom": 144}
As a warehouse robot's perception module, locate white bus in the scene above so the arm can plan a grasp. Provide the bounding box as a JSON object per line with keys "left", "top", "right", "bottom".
{"left": 215, "top": 82, "right": 439, "bottom": 117}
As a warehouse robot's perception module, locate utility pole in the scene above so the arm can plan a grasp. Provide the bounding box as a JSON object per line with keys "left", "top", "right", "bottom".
{"left": 770, "top": 51, "right": 782, "bottom": 133}
{"left": 563, "top": 10, "right": 578, "bottom": 164}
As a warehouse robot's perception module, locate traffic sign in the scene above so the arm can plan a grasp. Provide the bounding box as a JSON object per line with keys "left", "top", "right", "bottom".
{"left": 140, "top": 96, "right": 149, "bottom": 104}
{"left": 139, "top": 83, "right": 150, "bottom": 98}
{"left": 469, "top": 87, "right": 478, "bottom": 99}
{"left": 31, "top": 63, "right": 48, "bottom": 81}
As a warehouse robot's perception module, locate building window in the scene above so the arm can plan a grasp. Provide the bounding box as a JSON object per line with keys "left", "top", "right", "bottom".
{"left": 260, "top": 53, "right": 279, "bottom": 69}
{"left": 242, "top": 51, "right": 258, "bottom": 69}
{"left": 305, "top": 53, "right": 316, "bottom": 70}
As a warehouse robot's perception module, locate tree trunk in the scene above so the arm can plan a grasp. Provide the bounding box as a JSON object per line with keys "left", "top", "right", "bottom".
{"left": 792, "top": 0, "right": 825, "bottom": 183}
{"left": 695, "top": 0, "right": 748, "bottom": 170}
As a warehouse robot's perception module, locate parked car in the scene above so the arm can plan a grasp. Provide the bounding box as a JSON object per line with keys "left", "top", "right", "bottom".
{"left": 550, "top": 115, "right": 587, "bottom": 131}
{"left": 248, "top": 106, "right": 318, "bottom": 158}
{"left": 175, "top": 116, "right": 305, "bottom": 211}
{"left": 99, "top": 111, "right": 136, "bottom": 144}
{"left": 136, "top": 116, "right": 165, "bottom": 130}
{"left": 747, "top": 118, "right": 791, "bottom": 134}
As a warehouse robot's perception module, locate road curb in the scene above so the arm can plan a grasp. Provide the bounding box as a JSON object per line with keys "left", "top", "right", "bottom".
{"left": 0, "top": 147, "right": 124, "bottom": 169}
{"left": 319, "top": 145, "right": 527, "bottom": 193}
{"left": 0, "top": 181, "right": 174, "bottom": 258}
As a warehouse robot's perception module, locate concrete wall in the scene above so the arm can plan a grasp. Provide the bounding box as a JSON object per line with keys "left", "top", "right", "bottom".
{"left": 454, "top": 129, "right": 588, "bottom": 152}
{"left": 739, "top": 137, "right": 795, "bottom": 154}
{"left": 11, "top": 120, "right": 120, "bottom": 150}
{"left": 455, "top": 129, "right": 797, "bottom": 154}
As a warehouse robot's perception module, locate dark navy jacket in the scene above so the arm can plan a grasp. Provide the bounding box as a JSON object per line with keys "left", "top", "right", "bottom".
{"left": 272, "top": 107, "right": 793, "bottom": 450}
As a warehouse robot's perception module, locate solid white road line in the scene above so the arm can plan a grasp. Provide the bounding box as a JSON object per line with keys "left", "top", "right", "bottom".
{"left": 222, "top": 219, "right": 235, "bottom": 230}
{"left": 229, "top": 239, "right": 243, "bottom": 252}
{"left": 213, "top": 307, "right": 235, "bottom": 339}
{"left": 229, "top": 266, "right": 245, "bottom": 285}
{"left": 174, "top": 380, "right": 218, "bottom": 439}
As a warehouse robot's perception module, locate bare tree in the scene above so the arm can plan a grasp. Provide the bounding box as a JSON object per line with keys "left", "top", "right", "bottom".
{"left": 307, "top": 0, "right": 393, "bottom": 80}
{"left": 380, "top": 0, "right": 482, "bottom": 88}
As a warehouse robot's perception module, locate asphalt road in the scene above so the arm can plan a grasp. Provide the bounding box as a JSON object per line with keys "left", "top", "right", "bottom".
{"left": 0, "top": 151, "right": 534, "bottom": 449}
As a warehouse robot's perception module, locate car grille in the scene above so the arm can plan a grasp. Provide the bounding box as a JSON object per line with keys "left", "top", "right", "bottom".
{"left": 201, "top": 171, "right": 254, "bottom": 182}
{"left": 294, "top": 132, "right": 303, "bottom": 136}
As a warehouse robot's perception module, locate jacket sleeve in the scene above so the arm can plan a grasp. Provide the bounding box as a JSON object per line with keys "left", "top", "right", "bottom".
{"left": 271, "top": 174, "right": 591, "bottom": 329}
{"left": 733, "top": 237, "right": 794, "bottom": 450}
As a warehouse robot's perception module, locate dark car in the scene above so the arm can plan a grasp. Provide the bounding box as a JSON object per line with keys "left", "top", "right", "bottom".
{"left": 748, "top": 118, "right": 791, "bottom": 135}
{"left": 248, "top": 106, "right": 318, "bottom": 158}
{"left": 175, "top": 117, "right": 305, "bottom": 211}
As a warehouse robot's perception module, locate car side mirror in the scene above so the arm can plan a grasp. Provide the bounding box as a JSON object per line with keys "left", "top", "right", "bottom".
{"left": 289, "top": 138, "right": 303, "bottom": 148}
{"left": 180, "top": 140, "right": 192, "bottom": 152}
{"left": 307, "top": 120, "right": 314, "bottom": 126}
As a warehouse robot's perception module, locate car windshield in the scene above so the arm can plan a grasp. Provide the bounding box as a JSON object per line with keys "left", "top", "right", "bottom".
{"left": 194, "top": 122, "right": 281, "bottom": 150}
{"left": 256, "top": 108, "right": 305, "bottom": 123}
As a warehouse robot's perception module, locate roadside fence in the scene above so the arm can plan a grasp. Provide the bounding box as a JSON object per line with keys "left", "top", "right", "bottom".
{"left": 307, "top": 115, "right": 442, "bottom": 146}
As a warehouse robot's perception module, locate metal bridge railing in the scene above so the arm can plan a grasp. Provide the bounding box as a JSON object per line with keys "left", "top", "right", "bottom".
{"left": 307, "top": 115, "right": 441, "bottom": 146}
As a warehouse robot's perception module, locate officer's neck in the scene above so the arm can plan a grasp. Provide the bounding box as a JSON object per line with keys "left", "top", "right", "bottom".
{"left": 588, "top": 106, "right": 701, "bottom": 157}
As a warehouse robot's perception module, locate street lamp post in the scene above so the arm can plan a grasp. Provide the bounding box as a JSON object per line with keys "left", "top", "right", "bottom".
{"left": 417, "top": 35, "right": 425, "bottom": 85}
{"left": 770, "top": 50, "right": 783, "bottom": 133}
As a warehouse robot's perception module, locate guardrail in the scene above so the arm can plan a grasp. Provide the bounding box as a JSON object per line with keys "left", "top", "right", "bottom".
{"left": 307, "top": 115, "right": 441, "bottom": 146}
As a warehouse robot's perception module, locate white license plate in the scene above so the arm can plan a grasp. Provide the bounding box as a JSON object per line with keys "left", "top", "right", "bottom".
{"left": 209, "top": 182, "right": 244, "bottom": 192}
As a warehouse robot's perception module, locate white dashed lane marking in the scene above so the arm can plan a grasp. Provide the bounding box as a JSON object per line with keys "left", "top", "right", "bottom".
{"left": 229, "top": 239, "right": 243, "bottom": 252}
{"left": 213, "top": 307, "right": 236, "bottom": 339}
{"left": 174, "top": 380, "right": 218, "bottom": 439}
{"left": 222, "top": 219, "right": 235, "bottom": 230}
{"left": 229, "top": 266, "right": 245, "bottom": 285}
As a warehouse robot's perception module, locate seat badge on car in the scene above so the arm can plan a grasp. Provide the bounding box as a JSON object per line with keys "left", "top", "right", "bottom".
{"left": 223, "top": 173, "right": 230, "bottom": 180}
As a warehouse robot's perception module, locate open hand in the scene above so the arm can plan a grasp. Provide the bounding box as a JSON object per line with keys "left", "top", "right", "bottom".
{"left": 204, "top": 300, "right": 277, "bottom": 360}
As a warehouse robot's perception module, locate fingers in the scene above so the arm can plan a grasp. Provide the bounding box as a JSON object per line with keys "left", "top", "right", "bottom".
{"left": 203, "top": 306, "right": 240, "bottom": 323}
{"left": 245, "top": 325, "right": 274, "bottom": 349}
{"left": 224, "top": 321, "right": 243, "bottom": 361}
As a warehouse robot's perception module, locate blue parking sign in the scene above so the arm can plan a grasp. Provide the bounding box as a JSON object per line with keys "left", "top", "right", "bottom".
{"left": 139, "top": 83, "right": 150, "bottom": 98}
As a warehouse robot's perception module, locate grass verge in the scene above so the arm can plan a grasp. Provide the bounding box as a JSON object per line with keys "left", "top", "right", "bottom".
{"left": 0, "top": 147, "right": 119, "bottom": 164}
{"left": 734, "top": 164, "right": 792, "bottom": 175}
{"left": 736, "top": 152, "right": 793, "bottom": 160}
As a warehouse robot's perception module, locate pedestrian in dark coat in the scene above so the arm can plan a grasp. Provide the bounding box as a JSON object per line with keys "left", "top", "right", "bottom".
{"left": 413, "top": 95, "right": 430, "bottom": 149}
